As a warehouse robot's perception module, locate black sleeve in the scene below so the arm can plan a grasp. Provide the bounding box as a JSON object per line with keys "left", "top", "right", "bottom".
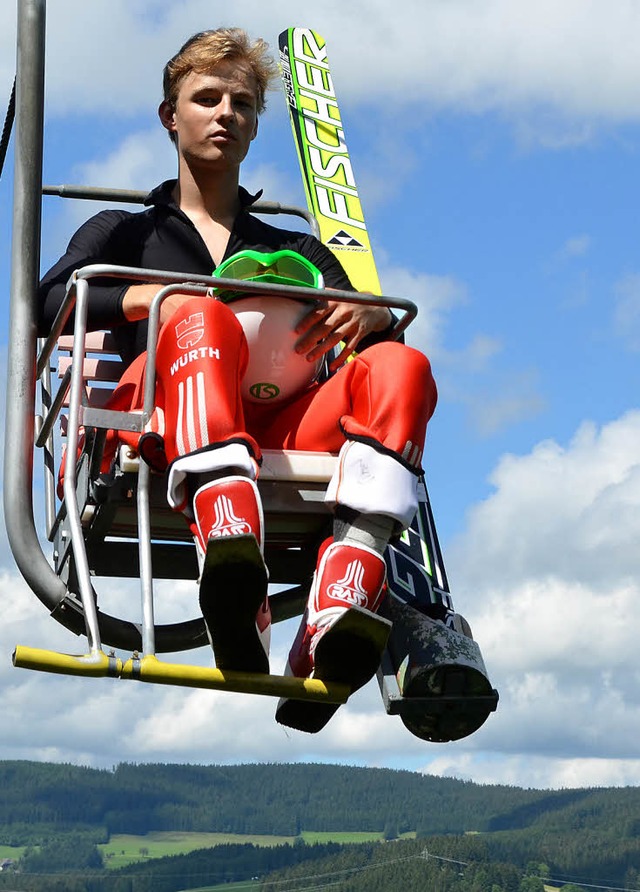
{"left": 38, "top": 209, "right": 132, "bottom": 336}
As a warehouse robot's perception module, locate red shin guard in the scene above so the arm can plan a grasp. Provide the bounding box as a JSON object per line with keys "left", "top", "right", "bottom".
{"left": 276, "top": 540, "right": 391, "bottom": 733}
{"left": 191, "top": 477, "right": 270, "bottom": 674}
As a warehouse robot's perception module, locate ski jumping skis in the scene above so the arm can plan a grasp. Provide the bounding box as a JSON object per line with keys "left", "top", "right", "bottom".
{"left": 279, "top": 27, "right": 498, "bottom": 742}
{"left": 278, "top": 27, "right": 381, "bottom": 295}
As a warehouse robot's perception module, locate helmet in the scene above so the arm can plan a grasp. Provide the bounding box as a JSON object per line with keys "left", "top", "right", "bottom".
{"left": 213, "top": 250, "right": 325, "bottom": 404}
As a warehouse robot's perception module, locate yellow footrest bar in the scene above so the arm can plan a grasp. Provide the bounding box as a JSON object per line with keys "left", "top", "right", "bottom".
{"left": 12, "top": 645, "right": 123, "bottom": 677}
{"left": 12, "top": 646, "right": 350, "bottom": 704}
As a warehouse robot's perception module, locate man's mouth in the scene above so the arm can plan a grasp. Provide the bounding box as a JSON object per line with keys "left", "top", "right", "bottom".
{"left": 210, "top": 130, "right": 236, "bottom": 142}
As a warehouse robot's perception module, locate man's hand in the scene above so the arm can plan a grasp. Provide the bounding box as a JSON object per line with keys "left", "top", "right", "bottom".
{"left": 294, "top": 297, "right": 392, "bottom": 372}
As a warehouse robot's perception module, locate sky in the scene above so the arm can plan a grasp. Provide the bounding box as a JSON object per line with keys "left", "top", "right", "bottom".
{"left": 1, "top": 0, "right": 640, "bottom": 791}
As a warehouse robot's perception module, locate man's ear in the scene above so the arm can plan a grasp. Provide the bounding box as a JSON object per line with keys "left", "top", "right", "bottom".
{"left": 251, "top": 116, "right": 259, "bottom": 141}
{"left": 158, "top": 100, "right": 176, "bottom": 134}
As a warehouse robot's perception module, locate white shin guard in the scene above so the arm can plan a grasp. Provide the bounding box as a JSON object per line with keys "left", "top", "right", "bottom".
{"left": 166, "top": 442, "right": 258, "bottom": 512}
{"left": 325, "top": 441, "right": 420, "bottom": 530}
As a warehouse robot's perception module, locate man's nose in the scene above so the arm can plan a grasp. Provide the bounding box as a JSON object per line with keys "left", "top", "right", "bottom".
{"left": 216, "top": 94, "right": 235, "bottom": 120}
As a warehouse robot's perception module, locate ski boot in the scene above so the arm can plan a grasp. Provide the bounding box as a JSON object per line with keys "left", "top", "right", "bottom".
{"left": 276, "top": 539, "right": 391, "bottom": 733}
{"left": 191, "top": 476, "right": 270, "bottom": 674}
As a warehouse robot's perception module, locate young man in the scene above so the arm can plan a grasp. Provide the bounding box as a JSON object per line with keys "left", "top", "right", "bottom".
{"left": 39, "top": 29, "right": 437, "bottom": 733}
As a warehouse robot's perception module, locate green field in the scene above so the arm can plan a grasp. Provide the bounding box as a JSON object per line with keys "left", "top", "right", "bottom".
{"left": 99, "top": 829, "right": 396, "bottom": 870}
{"left": 4, "top": 831, "right": 406, "bottom": 873}
{"left": 0, "top": 844, "right": 25, "bottom": 861}
{"left": 101, "top": 831, "right": 295, "bottom": 869}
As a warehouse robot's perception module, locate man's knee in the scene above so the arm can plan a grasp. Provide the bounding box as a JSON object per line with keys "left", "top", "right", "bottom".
{"left": 361, "top": 341, "right": 434, "bottom": 386}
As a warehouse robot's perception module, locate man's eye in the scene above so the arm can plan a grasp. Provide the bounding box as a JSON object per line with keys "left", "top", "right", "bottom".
{"left": 196, "top": 96, "right": 217, "bottom": 106}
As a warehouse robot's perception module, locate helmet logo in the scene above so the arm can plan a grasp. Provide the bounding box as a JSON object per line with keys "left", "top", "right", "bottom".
{"left": 249, "top": 382, "right": 280, "bottom": 400}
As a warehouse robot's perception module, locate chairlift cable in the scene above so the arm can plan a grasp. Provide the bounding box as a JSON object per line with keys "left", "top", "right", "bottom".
{"left": 0, "top": 77, "right": 16, "bottom": 179}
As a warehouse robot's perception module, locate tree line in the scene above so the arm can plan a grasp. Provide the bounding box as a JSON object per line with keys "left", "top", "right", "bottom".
{"left": 4, "top": 760, "right": 640, "bottom": 841}
{"left": 1, "top": 760, "right": 639, "bottom": 891}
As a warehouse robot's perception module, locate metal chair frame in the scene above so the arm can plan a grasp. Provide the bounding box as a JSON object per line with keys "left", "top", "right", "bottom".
{"left": 6, "top": 0, "right": 498, "bottom": 739}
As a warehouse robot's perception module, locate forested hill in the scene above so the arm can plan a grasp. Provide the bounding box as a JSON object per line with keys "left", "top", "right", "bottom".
{"left": 2, "top": 760, "right": 640, "bottom": 842}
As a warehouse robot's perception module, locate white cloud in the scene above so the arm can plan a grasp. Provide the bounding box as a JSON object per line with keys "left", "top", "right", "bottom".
{"left": 0, "top": 4, "right": 16, "bottom": 97}
{"left": 440, "top": 411, "right": 640, "bottom": 781}
{"left": 561, "top": 234, "right": 592, "bottom": 259}
{"left": 240, "top": 161, "right": 304, "bottom": 208}
{"left": 423, "top": 752, "right": 640, "bottom": 790}
{"left": 451, "top": 412, "right": 640, "bottom": 588}
{"left": 378, "top": 260, "right": 468, "bottom": 358}
{"left": 4, "top": 0, "right": 640, "bottom": 130}
{"left": 511, "top": 113, "right": 603, "bottom": 151}
{"left": 613, "top": 272, "right": 640, "bottom": 351}
{"left": 0, "top": 585, "right": 430, "bottom": 766}
{"left": 72, "top": 131, "right": 174, "bottom": 193}
{"left": 464, "top": 372, "right": 547, "bottom": 437}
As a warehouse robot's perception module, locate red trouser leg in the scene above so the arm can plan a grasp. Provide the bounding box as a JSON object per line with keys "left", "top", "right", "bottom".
{"left": 246, "top": 341, "right": 437, "bottom": 467}
{"left": 246, "top": 341, "right": 436, "bottom": 527}
{"left": 155, "top": 297, "right": 259, "bottom": 464}
{"left": 102, "top": 330, "right": 435, "bottom": 525}
{"left": 99, "top": 297, "right": 261, "bottom": 501}
{"left": 107, "top": 333, "right": 434, "bottom": 474}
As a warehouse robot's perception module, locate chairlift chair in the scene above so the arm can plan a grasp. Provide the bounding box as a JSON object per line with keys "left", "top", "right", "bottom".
{"left": 5, "top": 0, "right": 498, "bottom": 742}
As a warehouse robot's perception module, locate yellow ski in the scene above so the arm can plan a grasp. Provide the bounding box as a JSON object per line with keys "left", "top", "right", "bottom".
{"left": 279, "top": 27, "right": 381, "bottom": 294}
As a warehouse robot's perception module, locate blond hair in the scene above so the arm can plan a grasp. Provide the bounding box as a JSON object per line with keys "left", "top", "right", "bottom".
{"left": 162, "top": 28, "right": 278, "bottom": 114}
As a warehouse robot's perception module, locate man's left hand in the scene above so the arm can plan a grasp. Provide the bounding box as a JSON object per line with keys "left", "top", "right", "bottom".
{"left": 294, "top": 298, "right": 392, "bottom": 372}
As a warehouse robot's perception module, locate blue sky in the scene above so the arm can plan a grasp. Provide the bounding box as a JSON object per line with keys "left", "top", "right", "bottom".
{"left": 2, "top": 0, "right": 640, "bottom": 790}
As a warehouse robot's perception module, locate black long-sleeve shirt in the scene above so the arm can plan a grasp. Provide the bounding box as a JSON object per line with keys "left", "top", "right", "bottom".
{"left": 38, "top": 180, "right": 369, "bottom": 366}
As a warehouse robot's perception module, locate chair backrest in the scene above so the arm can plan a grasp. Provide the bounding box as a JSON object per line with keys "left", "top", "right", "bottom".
{"left": 56, "top": 331, "right": 125, "bottom": 411}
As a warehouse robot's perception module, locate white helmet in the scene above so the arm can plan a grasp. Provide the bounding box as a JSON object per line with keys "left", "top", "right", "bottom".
{"left": 213, "top": 250, "right": 325, "bottom": 404}
{"left": 231, "top": 297, "right": 323, "bottom": 403}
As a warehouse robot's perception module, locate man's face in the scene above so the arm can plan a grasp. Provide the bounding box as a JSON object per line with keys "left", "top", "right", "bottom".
{"left": 161, "top": 59, "right": 259, "bottom": 171}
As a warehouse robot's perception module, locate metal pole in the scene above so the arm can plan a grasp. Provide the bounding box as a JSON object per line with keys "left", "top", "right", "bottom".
{"left": 4, "top": 0, "right": 67, "bottom": 609}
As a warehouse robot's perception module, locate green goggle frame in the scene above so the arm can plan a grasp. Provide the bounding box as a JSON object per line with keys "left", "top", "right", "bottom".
{"left": 212, "top": 249, "right": 324, "bottom": 300}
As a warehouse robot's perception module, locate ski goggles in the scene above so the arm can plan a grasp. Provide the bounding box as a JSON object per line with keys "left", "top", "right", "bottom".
{"left": 212, "top": 249, "right": 324, "bottom": 298}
